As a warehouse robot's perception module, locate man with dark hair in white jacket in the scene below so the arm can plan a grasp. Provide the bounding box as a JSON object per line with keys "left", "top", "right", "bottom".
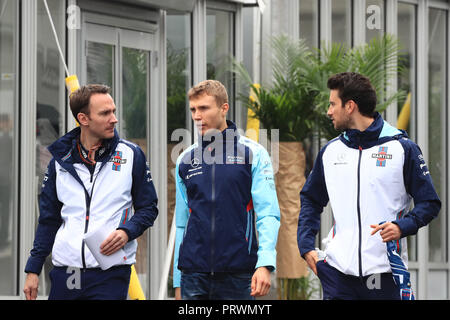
{"left": 298, "top": 72, "right": 440, "bottom": 300}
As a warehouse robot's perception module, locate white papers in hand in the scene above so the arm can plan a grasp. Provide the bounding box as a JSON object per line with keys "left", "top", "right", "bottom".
{"left": 84, "top": 227, "right": 127, "bottom": 270}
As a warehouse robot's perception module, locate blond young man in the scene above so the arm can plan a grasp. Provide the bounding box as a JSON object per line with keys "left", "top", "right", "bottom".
{"left": 173, "top": 80, "right": 280, "bottom": 300}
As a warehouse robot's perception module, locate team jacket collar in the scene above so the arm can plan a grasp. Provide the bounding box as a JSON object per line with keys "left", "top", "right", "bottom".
{"left": 199, "top": 120, "right": 239, "bottom": 149}
{"left": 340, "top": 112, "right": 405, "bottom": 149}
{"left": 47, "top": 126, "right": 120, "bottom": 164}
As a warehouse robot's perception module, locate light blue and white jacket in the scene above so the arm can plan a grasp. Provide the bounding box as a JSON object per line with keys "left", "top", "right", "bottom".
{"left": 298, "top": 113, "right": 440, "bottom": 277}
{"left": 25, "top": 127, "right": 158, "bottom": 274}
{"left": 173, "top": 121, "right": 280, "bottom": 287}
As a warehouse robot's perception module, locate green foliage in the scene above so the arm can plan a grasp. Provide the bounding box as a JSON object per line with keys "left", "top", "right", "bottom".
{"left": 232, "top": 34, "right": 406, "bottom": 141}
{"left": 121, "top": 41, "right": 190, "bottom": 141}
{"left": 277, "top": 277, "right": 320, "bottom": 300}
{"left": 167, "top": 41, "right": 189, "bottom": 142}
{"left": 122, "top": 48, "right": 148, "bottom": 139}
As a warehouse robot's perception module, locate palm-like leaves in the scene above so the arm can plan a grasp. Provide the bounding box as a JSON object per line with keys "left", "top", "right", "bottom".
{"left": 232, "top": 33, "right": 406, "bottom": 141}
{"left": 244, "top": 84, "right": 316, "bottom": 142}
{"left": 306, "top": 34, "right": 406, "bottom": 138}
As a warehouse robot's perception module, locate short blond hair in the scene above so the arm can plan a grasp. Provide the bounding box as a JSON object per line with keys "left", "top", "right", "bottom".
{"left": 188, "top": 80, "right": 228, "bottom": 107}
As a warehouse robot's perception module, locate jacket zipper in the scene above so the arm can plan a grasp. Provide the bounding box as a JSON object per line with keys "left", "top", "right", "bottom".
{"left": 210, "top": 161, "right": 216, "bottom": 275}
{"left": 357, "top": 146, "right": 363, "bottom": 278}
{"left": 246, "top": 211, "right": 253, "bottom": 254}
{"left": 81, "top": 190, "right": 91, "bottom": 269}
{"left": 81, "top": 163, "right": 100, "bottom": 269}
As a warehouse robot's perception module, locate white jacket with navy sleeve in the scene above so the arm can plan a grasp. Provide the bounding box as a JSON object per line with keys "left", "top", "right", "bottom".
{"left": 25, "top": 127, "right": 158, "bottom": 274}
{"left": 298, "top": 113, "right": 440, "bottom": 277}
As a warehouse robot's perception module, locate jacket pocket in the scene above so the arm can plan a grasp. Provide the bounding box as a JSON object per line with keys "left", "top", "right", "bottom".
{"left": 315, "top": 260, "right": 325, "bottom": 278}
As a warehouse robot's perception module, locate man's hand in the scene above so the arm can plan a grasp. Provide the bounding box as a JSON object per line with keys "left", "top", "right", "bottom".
{"left": 24, "top": 273, "right": 39, "bottom": 300}
{"left": 100, "top": 229, "right": 129, "bottom": 255}
{"left": 370, "top": 222, "right": 401, "bottom": 242}
{"left": 250, "top": 267, "right": 271, "bottom": 297}
{"left": 304, "top": 250, "right": 319, "bottom": 275}
{"left": 175, "top": 287, "right": 182, "bottom": 300}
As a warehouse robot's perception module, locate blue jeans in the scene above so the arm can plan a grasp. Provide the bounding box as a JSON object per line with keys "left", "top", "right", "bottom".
{"left": 181, "top": 271, "right": 255, "bottom": 300}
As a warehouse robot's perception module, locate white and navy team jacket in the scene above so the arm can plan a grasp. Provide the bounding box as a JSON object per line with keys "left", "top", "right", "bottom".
{"left": 298, "top": 113, "right": 440, "bottom": 277}
{"left": 25, "top": 127, "right": 158, "bottom": 274}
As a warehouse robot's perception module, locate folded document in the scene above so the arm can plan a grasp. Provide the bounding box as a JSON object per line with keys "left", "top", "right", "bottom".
{"left": 84, "top": 227, "right": 127, "bottom": 270}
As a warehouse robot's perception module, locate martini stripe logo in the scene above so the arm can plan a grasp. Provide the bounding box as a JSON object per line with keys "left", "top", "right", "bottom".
{"left": 372, "top": 146, "right": 392, "bottom": 167}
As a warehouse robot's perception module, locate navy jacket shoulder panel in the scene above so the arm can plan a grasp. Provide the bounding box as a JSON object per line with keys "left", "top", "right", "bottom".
{"left": 297, "top": 138, "right": 339, "bottom": 256}
{"left": 340, "top": 113, "right": 406, "bottom": 149}
{"left": 394, "top": 137, "right": 441, "bottom": 236}
{"left": 25, "top": 158, "right": 63, "bottom": 274}
{"left": 116, "top": 139, "right": 159, "bottom": 241}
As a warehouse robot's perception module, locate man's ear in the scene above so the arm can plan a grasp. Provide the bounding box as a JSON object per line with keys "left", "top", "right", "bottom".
{"left": 346, "top": 100, "right": 358, "bottom": 114}
{"left": 221, "top": 103, "right": 229, "bottom": 115}
{"left": 77, "top": 113, "right": 89, "bottom": 126}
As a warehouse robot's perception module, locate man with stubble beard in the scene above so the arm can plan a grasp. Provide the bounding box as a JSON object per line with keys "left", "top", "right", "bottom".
{"left": 24, "top": 84, "right": 158, "bottom": 300}
{"left": 298, "top": 72, "right": 440, "bottom": 300}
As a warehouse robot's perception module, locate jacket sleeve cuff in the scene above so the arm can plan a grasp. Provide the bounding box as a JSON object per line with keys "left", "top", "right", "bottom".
{"left": 117, "top": 226, "right": 133, "bottom": 241}
{"left": 300, "top": 247, "right": 316, "bottom": 259}
{"left": 117, "top": 225, "right": 137, "bottom": 242}
{"left": 255, "top": 250, "right": 277, "bottom": 271}
{"left": 392, "top": 218, "right": 417, "bottom": 238}
{"left": 173, "top": 269, "right": 181, "bottom": 288}
{"left": 24, "top": 257, "right": 45, "bottom": 275}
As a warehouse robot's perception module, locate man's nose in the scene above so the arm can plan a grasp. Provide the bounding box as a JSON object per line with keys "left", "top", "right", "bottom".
{"left": 327, "top": 105, "right": 332, "bottom": 117}
{"left": 192, "top": 110, "right": 202, "bottom": 121}
{"left": 111, "top": 112, "right": 118, "bottom": 123}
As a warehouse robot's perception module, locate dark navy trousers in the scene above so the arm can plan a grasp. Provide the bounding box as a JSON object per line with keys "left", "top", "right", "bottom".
{"left": 316, "top": 260, "right": 400, "bottom": 300}
{"left": 48, "top": 265, "right": 131, "bottom": 300}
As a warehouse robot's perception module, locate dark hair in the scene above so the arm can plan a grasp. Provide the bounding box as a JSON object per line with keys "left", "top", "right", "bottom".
{"left": 327, "top": 72, "right": 377, "bottom": 117}
{"left": 69, "top": 84, "right": 110, "bottom": 120}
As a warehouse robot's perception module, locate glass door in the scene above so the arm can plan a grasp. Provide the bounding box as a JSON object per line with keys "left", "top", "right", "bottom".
{"left": 86, "top": 41, "right": 115, "bottom": 97}
{"left": 0, "top": 0, "right": 18, "bottom": 296}
{"left": 120, "top": 35, "right": 151, "bottom": 296}
{"left": 83, "top": 22, "right": 153, "bottom": 297}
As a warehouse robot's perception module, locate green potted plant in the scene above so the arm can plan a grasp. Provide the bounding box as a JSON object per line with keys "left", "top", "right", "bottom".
{"left": 305, "top": 34, "right": 406, "bottom": 139}
{"left": 232, "top": 36, "right": 319, "bottom": 299}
